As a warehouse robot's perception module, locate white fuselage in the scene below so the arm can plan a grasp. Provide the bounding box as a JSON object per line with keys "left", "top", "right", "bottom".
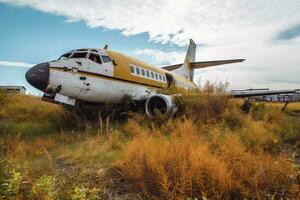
{"left": 49, "top": 68, "right": 150, "bottom": 103}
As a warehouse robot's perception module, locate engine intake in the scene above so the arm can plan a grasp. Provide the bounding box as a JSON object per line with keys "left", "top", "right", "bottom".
{"left": 145, "top": 94, "right": 177, "bottom": 118}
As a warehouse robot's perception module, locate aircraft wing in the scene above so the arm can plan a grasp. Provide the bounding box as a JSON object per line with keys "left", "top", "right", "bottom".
{"left": 231, "top": 90, "right": 297, "bottom": 98}
{"left": 162, "top": 59, "right": 245, "bottom": 71}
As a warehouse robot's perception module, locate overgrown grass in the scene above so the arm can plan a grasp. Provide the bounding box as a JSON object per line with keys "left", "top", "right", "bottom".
{"left": 0, "top": 89, "right": 299, "bottom": 199}
{"left": 0, "top": 92, "right": 82, "bottom": 136}
{"left": 117, "top": 133, "right": 296, "bottom": 199}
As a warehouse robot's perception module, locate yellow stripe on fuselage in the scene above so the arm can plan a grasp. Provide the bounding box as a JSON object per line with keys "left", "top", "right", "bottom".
{"left": 106, "top": 50, "right": 197, "bottom": 88}
{"left": 106, "top": 50, "right": 167, "bottom": 88}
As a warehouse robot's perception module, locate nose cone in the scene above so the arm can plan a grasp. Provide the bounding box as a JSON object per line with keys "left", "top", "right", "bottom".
{"left": 25, "top": 62, "right": 50, "bottom": 91}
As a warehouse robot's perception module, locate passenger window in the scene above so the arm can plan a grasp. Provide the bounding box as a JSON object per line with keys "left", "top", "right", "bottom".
{"left": 162, "top": 76, "right": 166, "bottom": 82}
{"left": 146, "top": 70, "right": 150, "bottom": 77}
{"left": 151, "top": 72, "right": 154, "bottom": 78}
{"left": 136, "top": 67, "right": 140, "bottom": 75}
{"left": 130, "top": 66, "right": 135, "bottom": 73}
{"left": 155, "top": 73, "right": 158, "bottom": 80}
{"left": 89, "top": 53, "right": 102, "bottom": 64}
{"left": 159, "top": 74, "right": 162, "bottom": 81}
{"left": 141, "top": 69, "right": 145, "bottom": 76}
{"left": 101, "top": 55, "right": 111, "bottom": 63}
{"left": 72, "top": 52, "right": 88, "bottom": 58}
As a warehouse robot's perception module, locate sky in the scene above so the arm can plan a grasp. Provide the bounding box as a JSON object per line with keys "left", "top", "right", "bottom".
{"left": 0, "top": 0, "right": 300, "bottom": 95}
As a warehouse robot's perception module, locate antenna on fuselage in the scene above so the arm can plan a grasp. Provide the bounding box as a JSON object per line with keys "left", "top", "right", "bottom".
{"left": 104, "top": 45, "right": 108, "bottom": 49}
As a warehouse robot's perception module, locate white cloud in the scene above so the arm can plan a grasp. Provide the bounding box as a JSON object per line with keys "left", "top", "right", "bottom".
{"left": 134, "top": 49, "right": 185, "bottom": 66}
{"left": 1, "top": 0, "right": 300, "bottom": 89}
{"left": 2, "top": 0, "right": 300, "bottom": 46}
{"left": 0, "top": 61, "right": 34, "bottom": 68}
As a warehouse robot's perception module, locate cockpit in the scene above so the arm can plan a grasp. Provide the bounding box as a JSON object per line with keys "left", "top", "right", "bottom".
{"left": 58, "top": 49, "right": 112, "bottom": 65}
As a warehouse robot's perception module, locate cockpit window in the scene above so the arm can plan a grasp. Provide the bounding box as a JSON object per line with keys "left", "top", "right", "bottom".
{"left": 89, "top": 53, "right": 102, "bottom": 64}
{"left": 59, "top": 53, "right": 71, "bottom": 60}
{"left": 101, "top": 55, "right": 111, "bottom": 63}
{"left": 76, "top": 49, "right": 88, "bottom": 51}
{"left": 71, "top": 52, "right": 88, "bottom": 59}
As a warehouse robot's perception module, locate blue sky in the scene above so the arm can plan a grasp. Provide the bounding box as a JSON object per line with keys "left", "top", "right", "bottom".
{"left": 0, "top": 0, "right": 300, "bottom": 95}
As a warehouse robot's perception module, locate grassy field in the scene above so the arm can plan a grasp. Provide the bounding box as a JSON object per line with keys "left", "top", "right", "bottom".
{"left": 0, "top": 89, "right": 299, "bottom": 199}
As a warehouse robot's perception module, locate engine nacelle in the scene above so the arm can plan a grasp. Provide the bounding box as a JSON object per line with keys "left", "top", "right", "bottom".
{"left": 145, "top": 94, "right": 177, "bottom": 118}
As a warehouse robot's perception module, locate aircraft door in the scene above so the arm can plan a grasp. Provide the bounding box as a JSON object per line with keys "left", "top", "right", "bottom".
{"left": 165, "top": 73, "right": 175, "bottom": 88}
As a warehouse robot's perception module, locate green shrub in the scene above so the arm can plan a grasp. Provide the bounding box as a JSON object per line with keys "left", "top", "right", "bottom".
{"left": 31, "top": 175, "right": 57, "bottom": 200}
{"left": 250, "top": 103, "right": 266, "bottom": 120}
{"left": 1, "top": 169, "right": 23, "bottom": 199}
{"left": 71, "top": 186, "right": 102, "bottom": 200}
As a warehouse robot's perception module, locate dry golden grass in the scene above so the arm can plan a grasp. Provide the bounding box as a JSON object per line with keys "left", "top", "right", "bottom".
{"left": 117, "top": 118, "right": 298, "bottom": 199}
{"left": 0, "top": 93, "right": 82, "bottom": 136}
{"left": 53, "top": 132, "right": 124, "bottom": 168}
{"left": 0, "top": 93, "right": 61, "bottom": 123}
{"left": 118, "top": 134, "right": 232, "bottom": 199}
{"left": 175, "top": 91, "right": 229, "bottom": 123}
{"left": 267, "top": 102, "right": 300, "bottom": 111}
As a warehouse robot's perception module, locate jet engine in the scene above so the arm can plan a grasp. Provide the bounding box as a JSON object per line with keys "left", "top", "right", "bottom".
{"left": 145, "top": 94, "right": 177, "bottom": 118}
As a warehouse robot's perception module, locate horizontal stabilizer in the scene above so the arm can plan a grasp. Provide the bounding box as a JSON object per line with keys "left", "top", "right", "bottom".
{"left": 161, "top": 64, "right": 183, "bottom": 71}
{"left": 191, "top": 59, "right": 245, "bottom": 69}
{"left": 162, "top": 59, "right": 245, "bottom": 71}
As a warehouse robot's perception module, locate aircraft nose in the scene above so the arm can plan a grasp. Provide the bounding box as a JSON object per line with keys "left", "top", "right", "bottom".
{"left": 25, "top": 62, "right": 50, "bottom": 91}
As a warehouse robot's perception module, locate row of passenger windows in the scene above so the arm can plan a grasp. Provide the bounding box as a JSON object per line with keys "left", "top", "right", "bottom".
{"left": 130, "top": 64, "right": 166, "bottom": 83}
{"left": 59, "top": 52, "right": 111, "bottom": 65}
{"left": 175, "top": 79, "right": 194, "bottom": 89}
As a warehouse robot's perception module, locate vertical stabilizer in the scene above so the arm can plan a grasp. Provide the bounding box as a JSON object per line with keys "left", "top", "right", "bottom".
{"left": 184, "top": 39, "right": 196, "bottom": 81}
{"left": 170, "top": 39, "right": 196, "bottom": 81}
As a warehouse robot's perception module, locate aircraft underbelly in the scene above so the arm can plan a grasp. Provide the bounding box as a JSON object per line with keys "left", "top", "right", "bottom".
{"left": 48, "top": 70, "right": 148, "bottom": 103}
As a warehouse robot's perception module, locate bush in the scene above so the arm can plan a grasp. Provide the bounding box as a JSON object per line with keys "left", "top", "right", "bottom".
{"left": 222, "top": 107, "right": 246, "bottom": 130}
{"left": 116, "top": 118, "right": 298, "bottom": 199}
{"left": 71, "top": 186, "right": 102, "bottom": 200}
{"left": 175, "top": 92, "right": 229, "bottom": 123}
{"left": 117, "top": 135, "right": 232, "bottom": 199}
{"left": 31, "top": 175, "right": 57, "bottom": 200}
{"left": 264, "top": 108, "right": 300, "bottom": 143}
{"left": 1, "top": 168, "right": 23, "bottom": 199}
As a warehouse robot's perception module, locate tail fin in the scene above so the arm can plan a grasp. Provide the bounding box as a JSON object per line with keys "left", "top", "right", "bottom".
{"left": 169, "top": 39, "right": 196, "bottom": 81}
{"left": 184, "top": 39, "right": 196, "bottom": 81}
{"left": 184, "top": 39, "right": 196, "bottom": 64}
